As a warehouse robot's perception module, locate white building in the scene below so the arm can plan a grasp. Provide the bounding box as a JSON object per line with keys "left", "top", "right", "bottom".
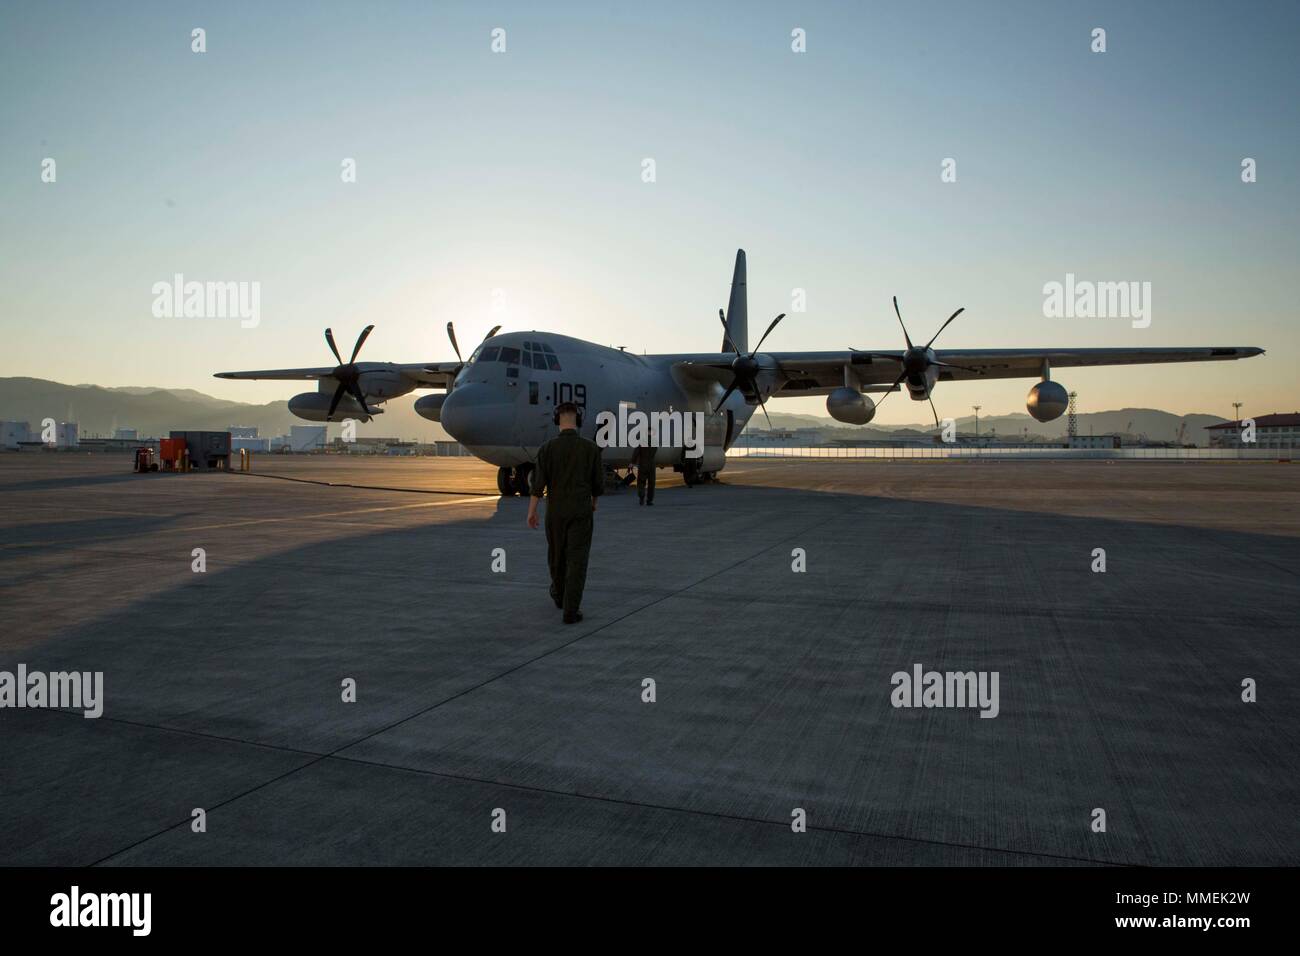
{"left": 1068, "top": 434, "right": 1121, "bottom": 449}
{"left": 227, "top": 425, "right": 267, "bottom": 452}
{"left": 1206, "top": 413, "right": 1300, "bottom": 450}
{"left": 113, "top": 427, "right": 138, "bottom": 440}
{"left": 1, "top": 421, "right": 31, "bottom": 449}
{"left": 288, "top": 425, "right": 327, "bottom": 451}
{"left": 56, "top": 422, "right": 79, "bottom": 448}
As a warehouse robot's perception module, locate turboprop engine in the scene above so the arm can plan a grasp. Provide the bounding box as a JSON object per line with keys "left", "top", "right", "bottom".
{"left": 1026, "top": 380, "right": 1069, "bottom": 422}
{"left": 826, "top": 387, "right": 876, "bottom": 425}
{"left": 414, "top": 393, "right": 447, "bottom": 422}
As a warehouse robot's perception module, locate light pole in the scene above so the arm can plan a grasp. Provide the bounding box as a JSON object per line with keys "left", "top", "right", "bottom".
{"left": 1232, "top": 402, "right": 1243, "bottom": 448}
{"left": 972, "top": 405, "right": 981, "bottom": 443}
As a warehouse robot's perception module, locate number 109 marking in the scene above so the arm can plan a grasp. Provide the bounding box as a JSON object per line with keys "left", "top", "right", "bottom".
{"left": 551, "top": 382, "right": 586, "bottom": 408}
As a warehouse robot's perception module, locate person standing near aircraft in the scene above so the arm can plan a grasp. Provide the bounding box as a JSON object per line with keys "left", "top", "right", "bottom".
{"left": 633, "top": 440, "right": 657, "bottom": 506}
{"left": 527, "top": 402, "right": 603, "bottom": 624}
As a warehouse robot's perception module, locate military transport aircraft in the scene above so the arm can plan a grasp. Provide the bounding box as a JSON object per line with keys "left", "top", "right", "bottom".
{"left": 216, "top": 250, "right": 1264, "bottom": 496}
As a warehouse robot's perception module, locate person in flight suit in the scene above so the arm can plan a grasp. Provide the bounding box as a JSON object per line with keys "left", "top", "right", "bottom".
{"left": 632, "top": 440, "right": 657, "bottom": 506}
{"left": 526, "top": 401, "right": 604, "bottom": 624}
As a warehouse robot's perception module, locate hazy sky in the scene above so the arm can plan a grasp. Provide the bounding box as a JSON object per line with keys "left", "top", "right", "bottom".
{"left": 2, "top": 0, "right": 1296, "bottom": 424}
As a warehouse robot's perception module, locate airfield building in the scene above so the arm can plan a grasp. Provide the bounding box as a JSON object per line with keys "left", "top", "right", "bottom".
{"left": 2, "top": 421, "right": 31, "bottom": 450}
{"left": 287, "top": 425, "right": 327, "bottom": 452}
{"left": 1068, "top": 434, "right": 1122, "bottom": 449}
{"left": 1205, "top": 413, "right": 1300, "bottom": 450}
{"left": 228, "top": 426, "right": 269, "bottom": 453}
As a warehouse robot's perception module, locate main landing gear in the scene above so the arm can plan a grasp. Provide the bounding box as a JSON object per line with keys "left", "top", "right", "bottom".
{"left": 679, "top": 460, "right": 718, "bottom": 487}
{"left": 496, "top": 464, "right": 534, "bottom": 496}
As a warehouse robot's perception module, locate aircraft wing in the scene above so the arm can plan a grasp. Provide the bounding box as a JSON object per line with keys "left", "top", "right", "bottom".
{"left": 760, "top": 346, "right": 1265, "bottom": 397}
{"left": 672, "top": 361, "right": 736, "bottom": 388}
{"left": 407, "top": 362, "right": 461, "bottom": 388}
{"left": 214, "top": 367, "right": 337, "bottom": 381}
{"left": 214, "top": 361, "right": 461, "bottom": 388}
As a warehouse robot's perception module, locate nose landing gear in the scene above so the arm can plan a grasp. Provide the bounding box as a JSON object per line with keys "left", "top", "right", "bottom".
{"left": 496, "top": 464, "right": 534, "bottom": 496}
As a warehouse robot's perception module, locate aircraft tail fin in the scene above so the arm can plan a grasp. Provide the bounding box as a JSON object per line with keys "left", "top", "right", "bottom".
{"left": 722, "top": 249, "right": 748, "bottom": 353}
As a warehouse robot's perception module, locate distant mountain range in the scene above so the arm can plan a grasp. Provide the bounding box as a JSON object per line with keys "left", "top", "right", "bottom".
{"left": 1, "top": 376, "right": 1230, "bottom": 445}
{"left": 0, "top": 377, "right": 452, "bottom": 441}
{"left": 743, "top": 408, "right": 1231, "bottom": 444}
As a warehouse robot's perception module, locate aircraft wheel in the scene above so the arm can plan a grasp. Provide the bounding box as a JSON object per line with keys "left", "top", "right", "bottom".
{"left": 514, "top": 463, "right": 534, "bottom": 496}
{"left": 496, "top": 466, "right": 515, "bottom": 496}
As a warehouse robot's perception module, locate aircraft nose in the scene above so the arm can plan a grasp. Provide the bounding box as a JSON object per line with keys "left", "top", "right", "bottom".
{"left": 440, "top": 383, "right": 514, "bottom": 446}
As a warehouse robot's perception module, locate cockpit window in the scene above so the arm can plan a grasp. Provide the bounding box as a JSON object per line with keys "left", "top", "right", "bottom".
{"left": 517, "top": 339, "right": 560, "bottom": 370}
{"left": 499, "top": 346, "right": 520, "bottom": 365}
{"left": 479, "top": 346, "right": 500, "bottom": 363}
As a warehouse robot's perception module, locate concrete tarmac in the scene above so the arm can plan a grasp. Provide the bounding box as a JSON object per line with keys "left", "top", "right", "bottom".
{"left": 1, "top": 454, "right": 1297, "bottom": 865}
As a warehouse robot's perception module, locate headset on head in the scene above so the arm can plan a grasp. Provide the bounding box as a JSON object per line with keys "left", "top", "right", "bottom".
{"left": 553, "top": 401, "right": 583, "bottom": 428}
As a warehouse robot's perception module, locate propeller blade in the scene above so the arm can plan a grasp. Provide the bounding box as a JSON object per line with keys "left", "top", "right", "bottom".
{"left": 714, "top": 379, "right": 740, "bottom": 414}
{"left": 759, "top": 395, "right": 773, "bottom": 430}
{"left": 870, "top": 368, "right": 910, "bottom": 413}
{"left": 924, "top": 307, "right": 965, "bottom": 350}
{"left": 928, "top": 395, "right": 940, "bottom": 428}
{"left": 326, "top": 381, "right": 347, "bottom": 418}
{"left": 349, "top": 324, "right": 375, "bottom": 363}
{"left": 348, "top": 380, "right": 373, "bottom": 417}
{"left": 482, "top": 325, "right": 501, "bottom": 344}
{"left": 718, "top": 308, "right": 740, "bottom": 354}
{"left": 934, "top": 361, "right": 985, "bottom": 375}
{"left": 751, "top": 313, "right": 786, "bottom": 354}
{"left": 325, "top": 328, "right": 343, "bottom": 365}
{"left": 893, "top": 297, "right": 914, "bottom": 351}
{"left": 446, "top": 321, "right": 462, "bottom": 362}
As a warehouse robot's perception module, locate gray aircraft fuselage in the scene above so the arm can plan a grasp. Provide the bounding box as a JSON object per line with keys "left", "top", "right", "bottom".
{"left": 438, "top": 330, "right": 758, "bottom": 473}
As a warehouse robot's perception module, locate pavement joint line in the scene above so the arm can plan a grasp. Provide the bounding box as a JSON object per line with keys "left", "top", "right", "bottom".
{"left": 0, "top": 495, "right": 499, "bottom": 550}
{"left": 39, "top": 707, "right": 1123, "bottom": 869}
{"left": 316, "top": 752, "right": 1132, "bottom": 868}
{"left": 232, "top": 470, "right": 493, "bottom": 497}
{"left": 85, "top": 754, "right": 329, "bottom": 867}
